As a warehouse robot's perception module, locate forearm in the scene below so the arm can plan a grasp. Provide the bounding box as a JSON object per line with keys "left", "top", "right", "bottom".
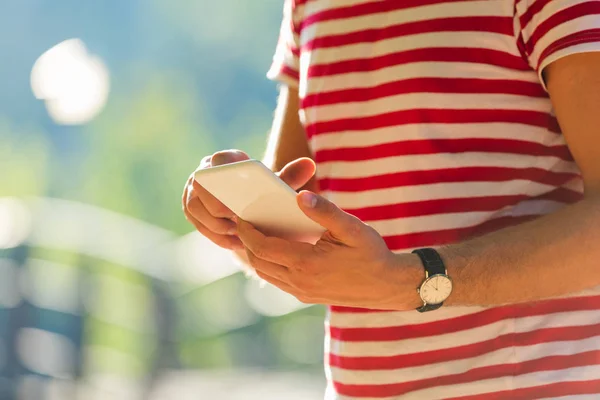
{"left": 436, "top": 193, "right": 600, "bottom": 307}
{"left": 263, "top": 86, "right": 318, "bottom": 193}
{"left": 235, "top": 85, "right": 316, "bottom": 268}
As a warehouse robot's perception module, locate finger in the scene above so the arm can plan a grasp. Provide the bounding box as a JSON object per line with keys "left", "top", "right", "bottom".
{"left": 198, "top": 155, "right": 212, "bottom": 169}
{"left": 237, "top": 219, "right": 312, "bottom": 267}
{"left": 297, "top": 191, "right": 366, "bottom": 246}
{"left": 245, "top": 248, "right": 290, "bottom": 282}
{"left": 211, "top": 150, "right": 249, "bottom": 166}
{"left": 277, "top": 157, "right": 316, "bottom": 191}
{"left": 184, "top": 156, "right": 210, "bottom": 207}
{"left": 192, "top": 180, "right": 236, "bottom": 219}
{"left": 184, "top": 208, "right": 243, "bottom": 250}
{"left": 182, "top": 175, "right": 194, "bottom": 210}
{"left": 187, "top": 195, "right": 236, "bottom": 235}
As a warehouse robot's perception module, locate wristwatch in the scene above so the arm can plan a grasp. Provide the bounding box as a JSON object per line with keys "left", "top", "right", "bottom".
{"left": 412, "top": 248, "right": 453, "bottom": 313}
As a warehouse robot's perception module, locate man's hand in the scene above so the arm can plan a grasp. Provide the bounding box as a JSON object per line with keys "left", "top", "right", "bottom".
{"left": 236, "top": 191, "right": 423, "bottom": 309}
{"left": 182, "top": 150, "right": 316, "bottom": 250}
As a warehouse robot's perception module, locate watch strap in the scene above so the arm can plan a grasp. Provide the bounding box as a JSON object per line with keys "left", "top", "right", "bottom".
{"left": 412, "top": 248, "right": 446, "bottom": 277}
{"left": 416, "top": 302, "right": 443, "bottom": 313}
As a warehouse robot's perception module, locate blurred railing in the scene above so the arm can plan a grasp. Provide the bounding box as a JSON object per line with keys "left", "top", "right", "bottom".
{"left": 0, "top": 197, "right": 325, "bottom": 400}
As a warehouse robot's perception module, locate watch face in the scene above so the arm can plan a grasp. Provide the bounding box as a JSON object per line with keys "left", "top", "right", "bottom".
{"left": 420, "top": 275, "right": 453, "bottom": 305}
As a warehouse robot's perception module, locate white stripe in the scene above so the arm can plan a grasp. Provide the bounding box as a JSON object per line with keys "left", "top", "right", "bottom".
{"left": 328, "top": 308, "right": 600, "bottom": 358}
{"left": 366, "top": 200, "right": 563, "bottom": 236}
{"left": 301, "top": 0, "right": 510, "bottom": 47}
{"left": 305, "top": 61, "right": 540, "bottom": 95}
{"left": 563, "top": 176, "right": 585, "bottom": 192}
{"left": 529, "top": 14, "right": 600, "bottom": 66}
{"left": 369, "top": 212, "right": 491, "bottom": 236}
{"left": 306, "top": 31, "right": 521, "bottom": 65}
{"left": 403, "top": 364, "right": 600, "bottom": 399}
{"left": 520, "top": 0, "right": 581, "bottom": 40}
{"left": 317, "top": 153, "right": 578, "bottom": 179}
{"left": 301, "top": 0, "right": 380, "bottom": 18}
{"left": 330, "top": 335, "right": 600, "bottom": 385}
{"left": 272, "top": 48, "right": 299, "bottom": 67}
{"left": 304, "top": 92, "right": 551, "bottom": 123}
{"left": 323, "top": 180, "right": 560, "bottom": 208}
{"left": 311, "top": 123, "right": 566, "bottom": 151}
{"left": 372, "top": 211, "right": 502, "bottom": 237}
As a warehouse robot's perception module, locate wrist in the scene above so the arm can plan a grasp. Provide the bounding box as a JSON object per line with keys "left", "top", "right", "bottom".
{"left": 384, "top": 252, "right": 424, "bottom": 311}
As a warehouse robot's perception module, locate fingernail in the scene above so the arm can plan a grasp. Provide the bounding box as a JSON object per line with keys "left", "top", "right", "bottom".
{"left": 211, "top": 153, "right": 229, "bottom": 166}
{"left": 300, "top": 192, "right": 317, "bottom": 208}
{"left": 198, "top": 155, "right": 212, "bottom": 169}
{"left": 228, "top": 226, "right": 237, "bottom": 235}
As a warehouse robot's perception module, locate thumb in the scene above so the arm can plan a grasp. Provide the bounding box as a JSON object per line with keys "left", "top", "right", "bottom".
{"left": 297, "top": 191, "right": 366, "bottom": 245}
{"left": 211, "top": 150, "right": 249, "bottom": 166}
{"left": 277, "top": 157, "right": 316, "bottom": 191}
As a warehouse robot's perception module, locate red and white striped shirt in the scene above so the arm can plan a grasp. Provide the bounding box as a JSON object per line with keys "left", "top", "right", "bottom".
{"left": 268, "top": 0, "right": 600, "bottom": 398}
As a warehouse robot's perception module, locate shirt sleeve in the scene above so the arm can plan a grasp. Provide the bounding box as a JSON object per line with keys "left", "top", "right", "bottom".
{"left": 516, "top": 0, "right": 600, "bottom": 89}
{"left": 266, "top": 0, "right": 301, "bottom": 88}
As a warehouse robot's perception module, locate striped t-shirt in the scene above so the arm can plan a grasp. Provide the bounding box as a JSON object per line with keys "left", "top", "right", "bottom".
{"left": 267, "top": 0, "right": 600, "bottom": 398}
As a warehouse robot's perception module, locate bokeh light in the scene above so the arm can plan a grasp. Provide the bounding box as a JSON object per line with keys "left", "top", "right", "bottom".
{"left": 16, "top": 328, "right": 76, "bottom": 378}
{"left": 31, "top": 38, "right": 110, "bottom": 125}
{"left": 244, "top": 278, "right": 309, "bottom": 317}
{"left": 21, "top": 259, "right": 80, "bottom": 315}
{"left": 0, "top": 197, "right": 32, "bottom": 249}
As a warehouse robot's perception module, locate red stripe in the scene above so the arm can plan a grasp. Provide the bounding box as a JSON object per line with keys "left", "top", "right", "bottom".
{"left": 448, "top": 379, "right": 600, "bottom": 400}
{"left": 549, "top": 115, "right": 561, "bottom": 133}
{"left": 290, "top": 43, "right": 300, "bottom": 57}
{"left": 329, "top": 295, "right": 600, "bottom": 342}
{"left": 278, "top": 64, "right": 299, "bottom": 82}
{"left": 383, "top": 214, "right": 541, "bottom": 251}
{"left": 333, "top": 350, "right": 600, "bottom": 397}
{"left": 306, "top": 48, "right": 530, "bottom": 78}
{"left": 519, "top": 0, "right": 552, "bottom": 28}
{"left": 289, "top": 3, "right": 301, "bottom": 37}
{"left": 302, "top": 17, "right": 513, "bottom": 51}
{"left": 318, "top": 167, "right": 578, "bottom": 193}
{"left": 525, "top": 2, "right": 600, "bottom": 55}
{"left": 299, "top": 0, "right": 460, "bottom": 30}
{"left": 302, "top": 78, "right": 547, "bottom": 108}
{"left": 306, "top": 109, "right": 557, "bottom": 138}
{"left": 330, "top": 322, "right": 600, "bottom": 370}
{"left": 315, "top": 138, "right": 572, "bottom": 163}
{"left": 538, "top": 28, "right": 600, "bottom": 70}
{"left": 343, "top": 187, "right": 581, "bottom": 222}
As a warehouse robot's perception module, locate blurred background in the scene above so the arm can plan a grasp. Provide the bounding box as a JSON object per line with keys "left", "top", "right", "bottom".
{"left": 0, "top": 1, "right": 326, "bottom": 399}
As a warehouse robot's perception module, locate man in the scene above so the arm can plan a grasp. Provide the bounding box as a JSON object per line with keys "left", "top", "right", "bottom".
{"left": 183, "top": 0, "right": 600, "bottom": 398}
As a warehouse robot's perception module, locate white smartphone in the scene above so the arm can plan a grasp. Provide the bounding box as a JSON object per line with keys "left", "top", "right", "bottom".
{"left": 193, "top": 159, "right": 325, "bottom": 244}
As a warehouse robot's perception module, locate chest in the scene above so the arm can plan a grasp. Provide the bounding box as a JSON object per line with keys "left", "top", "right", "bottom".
{"left": 295, "top": 0, "right": 535, "bottom": 130}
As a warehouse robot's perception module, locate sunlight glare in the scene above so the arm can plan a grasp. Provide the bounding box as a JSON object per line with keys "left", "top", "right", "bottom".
{"left": 31, "top": 38, "right": 110, "bottom": 125}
